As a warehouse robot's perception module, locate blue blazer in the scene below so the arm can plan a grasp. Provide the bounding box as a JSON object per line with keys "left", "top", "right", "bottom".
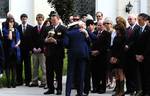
{"left": 2, "top": 27, "right": 21, "bottom": 62}
{"left": 64, "top": 28, "right": 89, "bottom": 59}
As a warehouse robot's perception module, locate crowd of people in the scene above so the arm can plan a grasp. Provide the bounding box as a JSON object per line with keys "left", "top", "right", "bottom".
{"left": 0, "top": 11, "right": 150, "bottom": 96}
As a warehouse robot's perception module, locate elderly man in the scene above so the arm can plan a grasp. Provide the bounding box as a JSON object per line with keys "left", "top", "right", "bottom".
{"left": 123, "top": 14, "right": 141, "bottom": 95}
{"left": 44, "top": 12, "right": 67, "bottom": 95}
{"left": 64, "top": 21, "right": 90, "bottom": 96}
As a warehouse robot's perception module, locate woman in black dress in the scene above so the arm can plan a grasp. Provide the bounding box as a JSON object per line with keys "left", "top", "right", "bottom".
{"left": 110, "top": 22, "right": 126, "bottom": 96}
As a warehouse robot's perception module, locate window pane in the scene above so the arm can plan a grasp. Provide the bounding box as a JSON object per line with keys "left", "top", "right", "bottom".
{"left": 0, "top": 0, "right": 9, "bottom": 18}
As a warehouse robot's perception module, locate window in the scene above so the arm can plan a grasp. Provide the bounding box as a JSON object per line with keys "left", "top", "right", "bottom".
{"left": 0, "top": 0, "right": 9, "bottom": 18}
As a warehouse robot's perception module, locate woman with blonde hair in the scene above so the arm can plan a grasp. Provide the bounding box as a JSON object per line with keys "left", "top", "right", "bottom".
{"left": 116, "top": 16, "right": 126, "bottom": 27}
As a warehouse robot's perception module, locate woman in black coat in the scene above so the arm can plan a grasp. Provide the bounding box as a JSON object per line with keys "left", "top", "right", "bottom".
{"left": 110, "top": 23, "right": 126, "bottom": 96}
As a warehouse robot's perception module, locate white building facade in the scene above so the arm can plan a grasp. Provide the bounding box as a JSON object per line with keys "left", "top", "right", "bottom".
{"left": 96, "top": 0, "right": 150, "bottom": 23}
{"left": 1, "top": 0, "right": 150, "bottom": 25}
{"left": 0, "top": 0, "right": 53, "bottom": 25}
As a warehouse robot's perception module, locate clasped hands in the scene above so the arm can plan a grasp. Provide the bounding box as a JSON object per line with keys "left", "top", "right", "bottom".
{"left": 91, "top": 50, "right": 99, "bottom": 56}
{"left": 45, "top": 37, "right": 57, "bottom": 44}
{"left": 33, "top": 48, "right": 42, "bottom": 53}
{"left": 110, "top": 57, "right": 118, "bottom": 64}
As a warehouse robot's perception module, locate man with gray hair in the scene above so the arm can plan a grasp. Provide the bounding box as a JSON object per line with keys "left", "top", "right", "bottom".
{"left": 124, "top": 14, "right": 141, "bottom": 95}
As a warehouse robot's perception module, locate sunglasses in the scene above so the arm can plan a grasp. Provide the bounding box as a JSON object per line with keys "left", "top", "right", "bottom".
{"left": 127, "top": 18, "right": 132, "bottom": 20}
{"left": 73, "top": 19, "right": 79, "bottom": 21}
{"left": 104, "top": 23, "right": 110, "bottom": 25}
{"left": 97, "top": 15, "right": 102, "bottom": 17}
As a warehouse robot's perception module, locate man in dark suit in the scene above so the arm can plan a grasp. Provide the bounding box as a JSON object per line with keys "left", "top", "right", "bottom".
{"left": 83, "top": 19, "right": 97, "bottom": 95}
{"left": 16, "top": 14, "right": 33, "bottom": 86}
{"left": 91, "top": 20, "right": 111, "bottom": 94}
{"left": 124, "top": 14, "right": 141, "bottom": 95}
{"left": 44, "top": 12, "right": 67, "bottom": 95}
{"left": 135, "top": 13, "right": 150, "bottom": 96}
{"left": 64, "top": 21, "right": 90, "bottom": 96}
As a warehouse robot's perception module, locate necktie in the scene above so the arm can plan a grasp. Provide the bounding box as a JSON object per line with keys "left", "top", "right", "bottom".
{"left": 38, "top": 25, "right": 41, "bottom": 32}
{"left": 128, "top": 27, "right": 133, "bottom": 38}
{"left": 140, "top": 27, "right": 143, "bottom": 34}
{"left": 97, "top": 31, "right": 102, "bottom": 37}
{"left": 23, "top": 25, "right": 26, "bottom": 33}
{"left": 53, "top": 26, "right": 56, "bottom": 31}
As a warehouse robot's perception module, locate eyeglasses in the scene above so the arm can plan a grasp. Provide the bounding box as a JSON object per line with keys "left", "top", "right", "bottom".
{"left": 97, "top": 15, "right": 102, "bottom": 17}
{"left": 104, "top": 23, "right": 110, "bottom": 25}
{"left": 127, "top": 18, "right": 132, "bottom": 20}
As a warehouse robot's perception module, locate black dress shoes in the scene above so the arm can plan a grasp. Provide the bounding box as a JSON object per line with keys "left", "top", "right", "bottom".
{"left": 98, "top": 90, "right": 106, "bottom": 94}
{"left": 56, "top": 90, "right": 62, "bottom": 95}
{"left": 12, "top": 84, "right": 16, "bottom": 88}
{"left": 91, "top": 89, "right": 99, "bottom": 93}
{"left": 16, "top": 82, "right": 23, "bottom": 86}
{"left": 44, "top": 90, "right": 54, "bottom": 95}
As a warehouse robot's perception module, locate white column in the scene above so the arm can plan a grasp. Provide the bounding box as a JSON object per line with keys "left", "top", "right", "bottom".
{"left": 9, "top": 0, "right": 34, "bottom": 25}
{"left": 140, "top": 0, "right": 148, "bottom": 13}
{"left": 33, "top": 0, "right": 53, "bottom": 25}
{"left": 6, "top": 0, "right": 53, "bottom": 25}
{"left": 95, "top": 0, "right": 117, "bottom": 23}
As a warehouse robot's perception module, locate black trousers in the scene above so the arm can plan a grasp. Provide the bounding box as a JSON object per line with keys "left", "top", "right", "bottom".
{"left": 91, "top": 55, "right": 107, "bottom": 91}
{"left": 0, "top": 44, "right": 4, "bottom": 74}
{"left": 46, "top": 56, "right": 63, "bottom": 91}
{"left": 124, "top": 55, "right": 137, "bottom": 92}
{"left": 16, "top": 48, "right": 31, "bottom": 85}
{"left": 5, "top": 52, "right": 17, "bottom": 87}
{"left": 141, "top": 59, "right": 150, "bottom": 94}
{"left": 84, "top": 59, "right": 91, "bottom": 94}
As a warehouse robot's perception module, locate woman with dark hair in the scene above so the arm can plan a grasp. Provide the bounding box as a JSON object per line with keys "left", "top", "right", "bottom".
{"left": 110, "top": 23, "right": 126, "bottom": 96}
{"left": 2, "top": 17, "right": 21, "bottom": 88}
{"left": 43, "top": 18, "right": 51, "bottom": 27}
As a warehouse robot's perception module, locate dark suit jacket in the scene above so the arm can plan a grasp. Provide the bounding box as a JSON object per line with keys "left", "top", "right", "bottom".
{"left": 92, "top": 30, "right": 111, "bottom": 55}
{"left": 135, "top": 25, "right": 150, "bottom": 56}
{"left": 145, "top": 36, "right": 150, "bottom": 60}
{"left": 45, "top": 24, "right": 67, "bottom": 58}
{"left": 64, "top": 28, "right": 89, "bottom": 59}
{"left": 17, "top": 24, "right": 33, "bottom": 50}
{"left": 111, "top": 35, "right": 126, "bottom": 59}
{"left": 31, "top": 25, "right": 48, "bottom": 53}
{"left": 125, "top": 24, "right": 141, "bottom": 56}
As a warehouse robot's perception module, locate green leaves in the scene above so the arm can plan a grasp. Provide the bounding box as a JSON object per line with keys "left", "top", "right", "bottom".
{"left": 47, "top": 0, "right": 73, "bottom": 24}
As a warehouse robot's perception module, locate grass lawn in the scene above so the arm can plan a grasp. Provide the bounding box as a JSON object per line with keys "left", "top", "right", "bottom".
{"left": 0, "top": 51, "right": 68, "bottom": 87}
